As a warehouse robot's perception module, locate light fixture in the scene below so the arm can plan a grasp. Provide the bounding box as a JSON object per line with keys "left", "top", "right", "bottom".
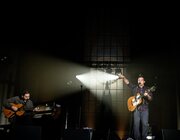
{"left": 106, "top": 68, "right": 112, "bottom": 74}
{"left": 146, "top": 125, "right": 155, "bottom": 140}
{"left": 115, "top": 68, "right": 121, "bottom": 75}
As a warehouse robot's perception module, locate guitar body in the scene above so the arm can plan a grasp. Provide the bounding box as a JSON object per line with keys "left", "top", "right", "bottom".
{"left": 127, "top": 93, "right": 142, "bottom": 112}
{"left": 127, "top": 86, "right": 156, "bottom": 112}
{"left": 3, "top": 103, "right": 25, "bottom": 118}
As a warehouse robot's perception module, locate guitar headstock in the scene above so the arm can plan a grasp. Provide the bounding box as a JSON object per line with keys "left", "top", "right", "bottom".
{"left": 149, "top": 86, "right": 156, "bottom": 92}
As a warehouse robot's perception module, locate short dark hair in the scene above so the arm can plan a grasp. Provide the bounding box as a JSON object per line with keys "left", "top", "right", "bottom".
{"left": 22, "top": 90, "right": 30, "bottom": 96}
{"left": 138, "top": 74, "right": 145, "bottom": 79}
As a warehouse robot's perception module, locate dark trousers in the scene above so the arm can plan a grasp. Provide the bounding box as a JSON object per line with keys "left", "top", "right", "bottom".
{"left": 133, "top": 109, "right": 149, "bottom": 140}
{"left": 9, "top": 113, "right": 33, "bottom": 128}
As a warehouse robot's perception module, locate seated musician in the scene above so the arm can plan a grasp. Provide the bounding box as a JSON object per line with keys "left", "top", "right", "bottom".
{"left": 3, "top": 90, "right": 35, "bottom": 126}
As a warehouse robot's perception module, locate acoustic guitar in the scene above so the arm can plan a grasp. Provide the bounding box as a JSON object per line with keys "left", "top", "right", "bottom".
{"left": 127, "top": 86, "right": 156, "bottom": 112}
{"left": 3, "top": 103, "right": 25, "bottom": 118}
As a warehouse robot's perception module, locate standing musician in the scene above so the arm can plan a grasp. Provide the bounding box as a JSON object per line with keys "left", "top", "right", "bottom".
{"left": 118, "top": 73, "right": 153, "bottom": 140}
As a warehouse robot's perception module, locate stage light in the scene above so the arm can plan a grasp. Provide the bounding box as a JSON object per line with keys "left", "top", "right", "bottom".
{"left": 127, "top": 138, "right": 134, "bottom": 140}
{"left": 106, "top": 68, "right": 112, "bottom": 74}
{"left": 115, "top": 68, "right": 122, "bottom": 75}
{"left": 146, "top": 125, "right": 155, "bottom": 140}
{"left": 76, "top": 69, "right": 119, "bottom": 89}
{"left": 146, "top": 135, "right": 155, "bottom": 139}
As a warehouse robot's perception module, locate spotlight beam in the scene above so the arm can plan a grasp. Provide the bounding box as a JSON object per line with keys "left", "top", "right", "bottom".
{"left": 76, "top": 70, "right": 119, "bottom": 89}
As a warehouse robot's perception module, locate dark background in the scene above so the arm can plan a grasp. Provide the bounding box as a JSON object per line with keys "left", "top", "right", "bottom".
{"left": 1, "top": 7, "right": 180, "bottom": 61}
{"left": 1, "top": 7, "right": 180, "bottom": 139}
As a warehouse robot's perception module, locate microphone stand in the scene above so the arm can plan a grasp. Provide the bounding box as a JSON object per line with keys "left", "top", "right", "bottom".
{"left": 78, "top": 85, "right": 83, "bottom": 129}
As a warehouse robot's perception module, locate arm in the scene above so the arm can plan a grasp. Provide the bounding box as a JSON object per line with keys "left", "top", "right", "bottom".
{"left": 118, "top": 73, "right": 129, "bottom": 85}
{"left": 144, "top": 92, "right": 152, "bottom": 101}
{"left": 3, "top": 96, "right": 19, "bottom": 111}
